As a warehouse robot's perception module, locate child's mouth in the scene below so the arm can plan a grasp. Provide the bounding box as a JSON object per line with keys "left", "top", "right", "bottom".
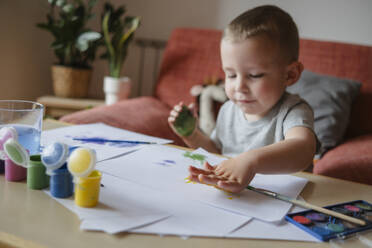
{"left": 237, "top": 99, "right": 256, "bottom": 104}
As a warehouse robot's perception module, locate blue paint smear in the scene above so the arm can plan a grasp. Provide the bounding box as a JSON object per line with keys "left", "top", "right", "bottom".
{"left": 164, "top": 160, "right": 176, "bottom": 164}
{"left": 68, "top": 136, "right": 138, "bottom": 148}
{"left": 153, "top": 160, "right": 176, "bottom": 167}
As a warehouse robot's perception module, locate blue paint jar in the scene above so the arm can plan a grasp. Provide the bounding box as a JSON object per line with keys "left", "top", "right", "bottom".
{"left": 50, "top": 164, "right": 73, "bottom": 198}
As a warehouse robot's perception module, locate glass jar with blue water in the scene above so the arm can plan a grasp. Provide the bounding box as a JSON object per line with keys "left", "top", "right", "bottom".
{"left": 0, "top": 100, "right": 44, "bottom": 155}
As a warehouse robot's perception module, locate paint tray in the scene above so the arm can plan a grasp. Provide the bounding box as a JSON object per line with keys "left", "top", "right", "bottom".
{"left": 285, "top": 200, "right": 372, "bottom": 241}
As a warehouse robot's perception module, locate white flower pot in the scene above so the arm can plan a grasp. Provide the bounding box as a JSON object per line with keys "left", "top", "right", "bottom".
{"left": 103, "top": 76, "right": 131, "bottom": 105}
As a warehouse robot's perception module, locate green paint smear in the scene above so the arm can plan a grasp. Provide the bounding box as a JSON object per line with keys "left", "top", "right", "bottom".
{"left": 174, "top": 106, "right": 196, "bottom": 137}
{"left": 183, "top": 151, "right": 206, "bottom": 165}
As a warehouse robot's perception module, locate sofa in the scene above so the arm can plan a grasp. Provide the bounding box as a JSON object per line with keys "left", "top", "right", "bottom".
{"left": 60, "top": 28, "right": 372, "bottom": 185}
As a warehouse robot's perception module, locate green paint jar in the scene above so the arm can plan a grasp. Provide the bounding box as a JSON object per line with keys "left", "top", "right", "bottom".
{"left": 27, "top": 155, "right": 49, "bottom": 190}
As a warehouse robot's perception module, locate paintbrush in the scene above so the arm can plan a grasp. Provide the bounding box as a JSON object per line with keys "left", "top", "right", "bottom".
{"left": 246, "top": 185, "right": 366, "bottom": 226}
{"left": 72, "top": 137, "right": 157, "bottom": 145}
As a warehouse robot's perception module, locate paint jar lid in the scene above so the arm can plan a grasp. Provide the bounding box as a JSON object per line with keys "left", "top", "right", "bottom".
{"left": 67, "top": 147, "right": 96, "bottom": 178}
{"left": 41, "top": 142, "right": 69, "bottom": 175}
{"left": 0, "top": 127, "right": 18, "bottom": 159}
{"left": 3, "top": 138, "right": 29, "bottom": 168}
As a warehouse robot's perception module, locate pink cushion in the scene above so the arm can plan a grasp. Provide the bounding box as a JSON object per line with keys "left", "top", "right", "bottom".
{"left": 314, "top": 134, "right": 372, "bottom": 185}
{"left": 60, "top": 96, "right": 185, "bottom": 146}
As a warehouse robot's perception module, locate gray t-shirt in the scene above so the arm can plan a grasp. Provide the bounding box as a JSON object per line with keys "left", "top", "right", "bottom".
{"left": 210, "top": 92, "right": 315, "bottom": 157}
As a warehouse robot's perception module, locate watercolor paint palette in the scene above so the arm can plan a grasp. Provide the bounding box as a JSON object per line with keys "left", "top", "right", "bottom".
{"left": 285, "top": 200, "right": 372, "bottom": 241}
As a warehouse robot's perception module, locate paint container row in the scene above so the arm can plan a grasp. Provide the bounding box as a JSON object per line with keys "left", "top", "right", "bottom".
{"left": 1, "top": 147, "right": 101, "bottom": 208}
{"left": 0, "top": 127, "right": 101, "bottom": 208}
{"left": 0, "top": 151, "right": 74, "bottom": 196}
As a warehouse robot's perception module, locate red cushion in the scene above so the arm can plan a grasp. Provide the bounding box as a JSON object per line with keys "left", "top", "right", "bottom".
{"left": 60, "top": 97, "right": 185, "bottom": 146}
{"left": 155, "top": 28, "right": 224, "bottom": 108}
{"left": 314, "top": 134, "right": 372, "bottom": 185}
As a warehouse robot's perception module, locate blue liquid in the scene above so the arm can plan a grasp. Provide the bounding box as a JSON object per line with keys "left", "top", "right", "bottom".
{"left": 1, "top": 124, "right": 41, "bottom": 155}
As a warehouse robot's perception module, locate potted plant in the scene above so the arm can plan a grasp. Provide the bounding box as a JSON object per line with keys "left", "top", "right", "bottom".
{"left": 37, "top": 0, "right": 101, "bottom": 98}
{"left": 101, "top": 2, "right": 140, "bottom": 105}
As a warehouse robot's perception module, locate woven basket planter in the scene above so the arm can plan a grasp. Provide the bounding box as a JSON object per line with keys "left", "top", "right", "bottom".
{"left": 51, "top": 65, "right": 92, "bottom": 98}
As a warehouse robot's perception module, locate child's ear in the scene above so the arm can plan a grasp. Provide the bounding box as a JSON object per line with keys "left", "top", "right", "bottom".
{"left": 285, "top": 61, "right": 304, "bottom": 86}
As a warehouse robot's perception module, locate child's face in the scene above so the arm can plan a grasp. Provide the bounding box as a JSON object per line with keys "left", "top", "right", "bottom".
{"left": 221, "top": 35, "right": 292, "bottom": 121}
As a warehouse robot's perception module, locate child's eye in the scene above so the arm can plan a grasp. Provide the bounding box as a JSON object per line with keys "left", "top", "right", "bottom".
{"left": 227, "top": 74, "right": 236, "bottom": 79}
{"left": 249, "top": 73, "right": 264, "bottom": 78}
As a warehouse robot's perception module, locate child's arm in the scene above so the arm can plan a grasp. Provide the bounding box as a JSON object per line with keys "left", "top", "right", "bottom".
{"left": 168, "top": 102, "right": 220, "bottom": 153}
{"left": 189, "top": 126, "right": 316, "bottom": 193}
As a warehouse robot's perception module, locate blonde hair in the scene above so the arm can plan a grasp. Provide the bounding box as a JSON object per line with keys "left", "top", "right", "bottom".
{"left": 223, "top": 5, "right": 299, "bottom": 63}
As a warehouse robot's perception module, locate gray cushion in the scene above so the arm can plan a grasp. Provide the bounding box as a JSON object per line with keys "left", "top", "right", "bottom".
{"left": 287, "top": 70, "right": 361, "bottom": 157}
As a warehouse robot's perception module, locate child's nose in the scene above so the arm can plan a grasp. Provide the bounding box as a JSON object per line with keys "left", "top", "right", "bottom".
{"left": 235, "top": 77, "right": 249, "bottom": 92}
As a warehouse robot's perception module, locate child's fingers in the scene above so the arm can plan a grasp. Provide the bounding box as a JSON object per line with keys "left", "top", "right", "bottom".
{"left": 188, "top": 103, "right": 195, "bottom": 114}
{"left": 214, "top": 166, "right": 226, "bottom": 175}
{"left": 188, "top": 174, "right": 200, "bottom": 183}
{"left": 175, "top": 101, "right": 184, "bottom": 111}
{"left": 168, "top": 106, "right": 182, "bottom": 125}
{"left": 174, "top": 104, "right": 182, "bottom": 112}
{"left": 217, "top": 180, "right": 244, "bottom": 193}
{"left": 169, "top": 109, "right": 179, "bottom": 118}
{"left": 203, "top": 161, "right": 216, "bottom": 171}
{"left": 168, "top": 104, "right": 181, "bottom": 123}
{"left": 169, "top": 102, "right": 184, "bottom": 116}
{"left": 198, "top": 174, "right": 220, "bottom": 185}
{"left": 189, "top": 165, "right": 213, "bottom": 176}
{"left": 188, "top": 102, "right": 198, "bottom": 118}
{"left": 168, "top": 116, "right": 175, "bottom": 123}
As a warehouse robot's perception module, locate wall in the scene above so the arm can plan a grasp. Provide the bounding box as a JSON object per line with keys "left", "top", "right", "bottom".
{"left": 0, "top": 1, "right": 54, "bottom": 100}
{"left": 0, "top": 0, "right": 371, "bottom": 101}
{"left": 214, "top": 0, "right": 372, "bottom": 46}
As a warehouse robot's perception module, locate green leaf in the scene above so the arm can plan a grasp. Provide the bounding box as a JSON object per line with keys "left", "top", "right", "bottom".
{"left": 119, "top": 17, "right": 140, "bottom": 45}
{"left": 62, "top": 4, "right": 74, "bottom": 13}
{"left": 56, "top": 0, "right": 66, "bottom": 7}
{"left": 51, "top": 41, "right": 64, "bottom": 49}
{"left": 76, "top": 31, "right": 101, "bottom": 52}
{"left": 36, "top": 23, "right": 52, "bottom": 30}
{"left": 102, "top": 12, "right": 115, "bottom": 58}
{"left": 100, "top": 2, "right": 140, "bottom": 77}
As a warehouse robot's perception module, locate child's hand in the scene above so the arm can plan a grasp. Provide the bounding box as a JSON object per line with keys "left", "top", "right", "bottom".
{"left": 168, "top": 102, "right": 197, "bottom": 137}
{"left": 188, "top": 158, "right": 256, "bottom": 193}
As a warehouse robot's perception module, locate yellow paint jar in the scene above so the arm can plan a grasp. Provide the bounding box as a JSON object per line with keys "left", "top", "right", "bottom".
{"left": 74, "top": 170, "right": 101, "bottom": 208}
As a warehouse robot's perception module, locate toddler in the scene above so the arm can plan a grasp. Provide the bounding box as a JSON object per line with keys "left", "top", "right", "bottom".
{"left": 168, "top": 5, "right": 317, "bottom": 193}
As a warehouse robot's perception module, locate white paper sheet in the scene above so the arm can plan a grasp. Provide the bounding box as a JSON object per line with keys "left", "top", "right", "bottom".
{"left": 226, "top": 206, "right": 319, "bottom": 242}
{"left": 80, "top": 215, "right": 170, "bottom": 235}
{"left": 46, "top": 173, "right": 250, "bottom": 235}
{"left": 97, "top": 145, "right": 308, "bottom": 222}
{"left": 40, "top": 128, "right": 315, "bottom": 241}
{"left": 44, "top": 174, "right": 172, "bottom": 233}
{"left": 41, "top": 123, "right": 172, "bottom": 161}
{"left": 130, "top": 192, "right": 252, "bottom": 237}
{"left": 133, "top": 213, "right": 318, "bottom": 242}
